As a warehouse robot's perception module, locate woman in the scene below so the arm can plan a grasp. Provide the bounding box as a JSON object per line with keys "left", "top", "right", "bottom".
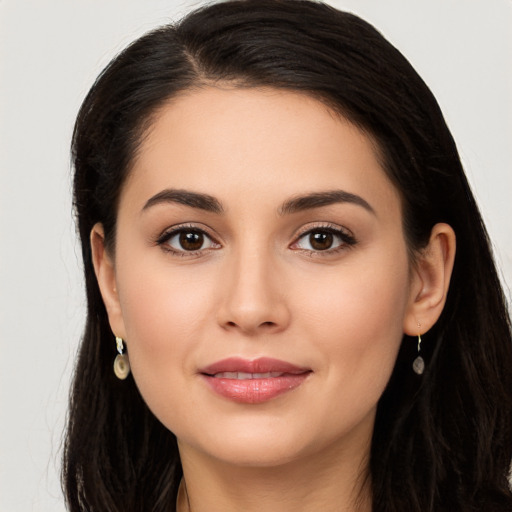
{"left": 63, "top": 1, "right": 512, "bottom": 511}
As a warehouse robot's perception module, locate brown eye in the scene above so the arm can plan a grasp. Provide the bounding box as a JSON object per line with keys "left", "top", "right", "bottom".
{"left": 179, "top": 231, "right": 204, "bottom": 251}
{"left": 309, "top": 232, "right": 333, "bottom": 250}
{"left": 160, "top": 227, "right": 219, "bottom": 254}
{"left": 292, "top": 226, "right": 356, "bottom": 253}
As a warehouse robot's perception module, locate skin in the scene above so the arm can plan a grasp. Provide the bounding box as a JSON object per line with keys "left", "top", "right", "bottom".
{"left": 92, "top": 87, "right": 455, "bottom": 512}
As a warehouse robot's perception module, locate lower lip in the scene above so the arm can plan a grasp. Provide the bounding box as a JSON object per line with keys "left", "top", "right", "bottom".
{"left": 202, "top": 373, "right": 310, "bottom": 404}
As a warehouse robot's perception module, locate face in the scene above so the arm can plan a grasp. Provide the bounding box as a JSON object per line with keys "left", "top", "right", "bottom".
{"left": 99, "top": 87, "right": 421, "bottom": 468}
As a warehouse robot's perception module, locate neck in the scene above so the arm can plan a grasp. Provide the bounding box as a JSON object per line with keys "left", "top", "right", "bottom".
{"left": 177, "top": 434, "right": 372, "bottom": 512}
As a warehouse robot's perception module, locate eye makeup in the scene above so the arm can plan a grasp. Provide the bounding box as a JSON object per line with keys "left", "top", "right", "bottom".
{"left": 154, "top": 220, "right": 357, "bottom": 259}
{"left": 290, "top": 222, "right": 358, "bottom": 257}
{"left": 155, "top": 223, "right": 221, "bottom": 257}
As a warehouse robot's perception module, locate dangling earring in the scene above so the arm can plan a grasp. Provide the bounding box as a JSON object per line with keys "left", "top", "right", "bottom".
{"left": 114, "top": 336, "right": 130, "bottom": 380}
{"left": 412, "top": 325, "right": 425, "bottom": 375}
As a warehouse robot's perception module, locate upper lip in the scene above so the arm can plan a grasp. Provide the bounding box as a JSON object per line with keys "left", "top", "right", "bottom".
{"left": 200, "top": 357, "right": 311, "bottom": 376}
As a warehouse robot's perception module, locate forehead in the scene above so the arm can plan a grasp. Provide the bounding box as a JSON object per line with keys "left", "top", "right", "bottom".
{"left": 122, "top": 87, "right": 400, "bottom": 217}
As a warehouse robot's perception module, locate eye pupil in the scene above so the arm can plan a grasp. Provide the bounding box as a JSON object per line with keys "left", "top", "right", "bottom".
{"left": 310, "top": 232, "right": 333, "bottom": 250}
{"left": 179, "top": 231, "right": 204, "bottom": 251}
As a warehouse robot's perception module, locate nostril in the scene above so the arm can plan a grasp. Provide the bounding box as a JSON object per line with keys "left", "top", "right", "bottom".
{"left": 223, "top": 320, "right": 277, "bottom": 331}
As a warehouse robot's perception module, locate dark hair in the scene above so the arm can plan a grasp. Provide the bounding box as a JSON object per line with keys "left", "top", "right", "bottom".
{"left": 64, "top": 1, "right": 512, "bottom": 511}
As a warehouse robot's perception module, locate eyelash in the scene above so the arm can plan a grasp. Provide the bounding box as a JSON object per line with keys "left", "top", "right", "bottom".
{"left": 155, "top": 223, "right": 357, "bottom": 257}
{"left": 156, "top": 224, "right": 220, "bottom": 257}
{"left": 291, "top": 223, "right": 357, "bottom": 256}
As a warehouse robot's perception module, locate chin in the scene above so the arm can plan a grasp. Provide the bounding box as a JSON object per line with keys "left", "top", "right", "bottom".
{"left": 176, "top": 420, "right": 316, "bottom": 468}
{"left": 202, "top": 440, "right": 309, "bottom": 468}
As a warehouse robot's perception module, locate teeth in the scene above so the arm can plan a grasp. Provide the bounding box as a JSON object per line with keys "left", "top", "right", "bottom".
{"left": 214, "top": 371, "right": 284, "bottom": 379}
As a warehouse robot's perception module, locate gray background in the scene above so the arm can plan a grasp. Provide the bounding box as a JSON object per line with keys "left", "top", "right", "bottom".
{"left": 1, "top": 1, "right": 510, "bottom": 510}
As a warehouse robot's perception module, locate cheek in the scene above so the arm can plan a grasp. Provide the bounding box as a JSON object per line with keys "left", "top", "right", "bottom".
{"left": 115, "top": 264, "right": 215, "bottom": 398}
{"left": 299, "top": 251, "right": 410, "bottom": 390}
{"left": 281, "top": 258, "right": 409, "bottom": 445}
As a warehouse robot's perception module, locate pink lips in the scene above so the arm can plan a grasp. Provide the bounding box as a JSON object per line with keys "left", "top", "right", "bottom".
{"left": 200, "top": 357, "right": 311, "bottom": 404}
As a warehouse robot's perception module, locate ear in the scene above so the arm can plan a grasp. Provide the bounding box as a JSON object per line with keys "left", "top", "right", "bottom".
{"left": 403, "top": 223, "right": 456, "bottom": 336}
{"left": 90, "top": 223, "right": 126, "bottom": 339}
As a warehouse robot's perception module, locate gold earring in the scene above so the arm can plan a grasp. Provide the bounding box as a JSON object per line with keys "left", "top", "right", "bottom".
{"left": 412, "top": 324, "right": 425, "bottom": 375}
{"left": 114, "top": 336, "right": 131, "bottom": 380}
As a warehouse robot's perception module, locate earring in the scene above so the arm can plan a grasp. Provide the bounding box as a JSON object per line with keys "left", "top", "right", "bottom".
{"left": 412, "top": 325, "right": 425, "bottom": 375}
{"left": 114, "top": 336, "right": 130, "bottom": 380}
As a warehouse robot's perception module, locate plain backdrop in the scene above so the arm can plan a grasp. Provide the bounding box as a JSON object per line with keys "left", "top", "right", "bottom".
{"left": 1, "top": 1, "right": 511, "bottom": 510}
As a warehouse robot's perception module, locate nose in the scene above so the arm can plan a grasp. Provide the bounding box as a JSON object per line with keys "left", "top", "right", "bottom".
{"left": 216, "top": 247, "right": 291, "bottom": 336}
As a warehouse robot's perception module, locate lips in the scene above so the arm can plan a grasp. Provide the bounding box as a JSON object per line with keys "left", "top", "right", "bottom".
{"left": 213, "top": 371, "right": 285, "bottom": 379}
{"left": 200, "top": 357, "right": 311, "bottom": 404}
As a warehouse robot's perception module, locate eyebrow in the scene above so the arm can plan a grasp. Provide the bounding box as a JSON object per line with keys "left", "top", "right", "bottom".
{"left": 142, "top": 189, "right": 224, "bottom": 214}
{"left": 142, "top": 188, "right": 374, "bottom": 216}
{"left": 279, "top": 190, "right": 375, "bottom": 216}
